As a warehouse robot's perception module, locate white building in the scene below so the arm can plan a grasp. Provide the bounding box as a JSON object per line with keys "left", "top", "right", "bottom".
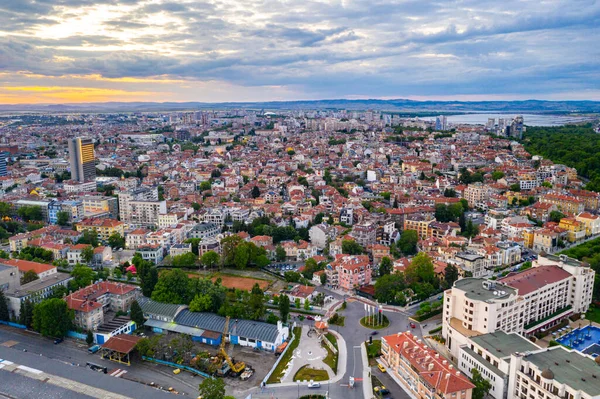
{"left": 443, "top": 254, "right": 594, "bottom": 359}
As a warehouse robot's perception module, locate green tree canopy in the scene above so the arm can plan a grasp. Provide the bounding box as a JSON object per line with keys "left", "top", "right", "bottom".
{"left": 56, "top": 211, "right": 70, "bottom": 226}
{"left": 198, "top": 377, "right": 226, "bottom": 399}
{"left": 379, "top": 257, "right": 393, "bottom": 276}
{"left": 33, "top": 298, "right": 74, "bottom": 338}
{"left": 108, "top": 232, "right": 125, "bottom": 249}
{"left": 151, "top": 269, "right": 190, "bottom": 304}
{"left": 130, "top": 300, "right": 145, "bottom": 327}
{"left": 278, "top": 294, "right": 290, "bottom": 323}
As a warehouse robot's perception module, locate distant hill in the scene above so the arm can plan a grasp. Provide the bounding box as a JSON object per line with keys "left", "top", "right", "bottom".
{"left": 1, "top": 99, "right": 600, "bottom": 113}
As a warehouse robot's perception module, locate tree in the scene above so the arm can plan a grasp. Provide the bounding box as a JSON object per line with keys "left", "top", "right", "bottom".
{"left": 375, "top": 273, "right": 407, "bottom": 305}
{"left": 81, "top": 245, "right": 94, "bottom": 264}
{"left": 284, "top": 271, "right": 301, "bottom": 282}
{"left": 304, "top": 299, "right": 310, "bottom": 310}
{"left": 275, "top": 245, "right": 286, "bottom": 262}
{"left": 279, "top": 294, "right": 290, "bottom": 323}
{"left": 342, "top": 239, "right": 363, "bottom": 255}
{"left": 191, "top": 202, "right": 201, "bottom": 211}
{"left": 444, "top": 264, "right": 459, "bottom": 288}
{"left": 233, "top": 243, "right": 250, "bottom": 269}
{"left": 86, "top": 330, "right": 94, "bottom": 346}
{"left": 33, "top": 298, "right": 74, "bottom": 338}
{"left": 550, "top": 210, "right": 566, "bottom": 223}
{"left": 0, "top": 290, "right": 9, "bottom": 321}
{"left": 137, "top": 260, "right": 158, "bottom": 297}
{"left": 251, "top": 185, "right": 261, "bottom": 199}
{"left": 108, "top": 233, "right": 125, "bottom": 249}
{"left": 22, "top": 269, "right": 39, "bottom": 284}
{"left": 189, "top": 294, "right": 213, "bottom": 312}
{"left": 509, "top": 183, "right": 521, "bottom": 192}
{"left": 248, "top": 283, "right": 266, "bottom": 320}
{"left": 201, "top": 251, "right": 220, "bottom": 270}
{"left": 491, "top": 170, "right": 505, "bottom": 181}
{"left": 151, "top": 269, "right": 190, "bottom": 304}
{"left": 18, "top": 299, "right": 34, "bottom": 328}
{"left": 379, "top": 257, "right": 393, "bottom": 276}
{"left": 471, "top": 368, "right": 492, "bottom": 399}
{"left": 56, "top": 211, "right": 70, "bottom": 226}
{"left": 255, "top": 254, "right": 270, "bottom": 268}
{"left": 198, "top": 377, "right": 226, "bottom": 399}
{"left": 221, "top": 235, "right": 243, "bottom": 266}
{"left": 199, "top": 181, "right": 212, "bottom": 191}
{"left": 17, "top": 205, "right": 43, "bottom": 222}
{"left": 405, "top": 253, "right": 435, "bottom": 285}
{"left": 130, "top": 300, "right": 145, "bottom": 327}
{"left": 398, "top": 229, "right": 418, "bottom": 255}
{"left": 69, "top": 264, "right": 96, "bottom": 290}
{"left": 0, "top": 202, "right": 11, "bottom": 218}
{"left": 78, "top": 229, "right": 99, "bottom": 247}
{"left": 320, "top": 273, "right": 326, "bottom": 285}
{"left": 171, "top": 252, "right": 197, "bottom": 268}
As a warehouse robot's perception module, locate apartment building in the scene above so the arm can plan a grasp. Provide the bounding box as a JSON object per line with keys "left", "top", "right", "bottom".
{"left": 442, "top": 254, "right": 594, "bottom": 359}
{"left": 118, "top": 187, "right": 166, "bottom": 228}
{"left": 539, "top": 193, "right": 585, "bottom": 215}
{"left": 81, "top": 195, "right": 119, "bottom": 219}
{"left": 65, "top": 281, "right": 141, "bottom": 331}
{"left": 464, "top": 183, "right": 490, "bottom": 207}
{"left": 351, "top": 221, "right": 377, "bottom": 247}
{"left": 76, "top": 218, "right": 125, "bottom": 242}
{"left": 381, "top": 332, "right": 474, "bottom": 399}
{"left": 532, "top": 229, "right": 560, "bottom": 253}
{"left": 558, "top": 218, "right": 586, "bottom": 243}
{"left": 404, "top": 216, "right": 434, "bottom": 240}
{"left": 325, "top": 254, "right": 372, "bottom": 291}
{"left": 455, "top": 253, "right": 489, "bottom": 278}
{"left": 575, "top": 212, "right": 600, "bottom": 236}
{"left": 188, "top": 222, "right": 220, "bottom": 240}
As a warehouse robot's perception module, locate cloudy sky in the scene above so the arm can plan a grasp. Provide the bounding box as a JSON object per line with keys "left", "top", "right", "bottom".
{"left": 1, "top": 0, "right": 599, "bottom": 104}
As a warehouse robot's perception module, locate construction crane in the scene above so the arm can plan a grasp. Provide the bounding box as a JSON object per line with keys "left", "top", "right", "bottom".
{"left": 219, "top": 316, "right": 245, "bottom": 375}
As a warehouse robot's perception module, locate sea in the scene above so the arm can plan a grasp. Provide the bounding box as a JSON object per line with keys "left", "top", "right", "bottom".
{"left": 422, "top": 113, "right": 595, "bottom": 127}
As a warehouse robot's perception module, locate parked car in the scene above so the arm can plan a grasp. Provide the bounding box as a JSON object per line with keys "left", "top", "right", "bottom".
{"left": 410, "top": 322, "right": 417, "bottom": 329}
{"left": 308, "top": 381, "right": 321, "bottom": 389}
{"left": 371, "top": 331, "right": 379, "bottom": 335}
{"left": 173, "top": 369, "right": 181, "bottom": 375}
{"left": 306, "top": 315, "right": 315, "bottom": 320}
{"left": 54, "top": 338, "right": 63, "bottom": 345}
{"left": 377, "top": 364, "right": 386, "bottom": 373}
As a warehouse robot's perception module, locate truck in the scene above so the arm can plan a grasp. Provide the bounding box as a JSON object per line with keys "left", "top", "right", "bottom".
{"left": 275, "top": 341, "right": 288, "bottom": 356}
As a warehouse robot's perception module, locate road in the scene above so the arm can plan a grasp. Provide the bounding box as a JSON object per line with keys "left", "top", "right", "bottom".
{"left": 249, "top": 293, "right": 418, "bottom": 399}
{"left": 0, "top": 325, "right": 199, "bottom": 397}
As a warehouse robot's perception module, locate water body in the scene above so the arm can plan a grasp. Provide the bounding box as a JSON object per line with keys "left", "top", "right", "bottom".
{"left": 422, "top": 113, "right": 595, "bottom": 126}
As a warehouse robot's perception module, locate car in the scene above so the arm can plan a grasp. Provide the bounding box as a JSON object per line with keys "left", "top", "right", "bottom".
{"left": 173, "top": 369, "right": 181, "bottom": 375}
{"left": 410, "top": 322, "right": 416, "bottom": 329}
{"left": 54, "top": 338, "right": 63, "bottom": 344}
{"left": 378, "top": 364, "right": 386, "bottom": 373}
{"left": 308, "top": 381, "right": 321, "bottom": 389}
{"left": 371, "top": 331, "right": 379, "bottom": 335}
{"left": 306, "top": 315, "right": 315, "bottom": 320}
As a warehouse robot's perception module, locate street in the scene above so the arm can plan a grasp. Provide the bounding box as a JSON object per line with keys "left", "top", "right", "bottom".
{"left": 0, "top": 325, "right": 199, "bottom": 397}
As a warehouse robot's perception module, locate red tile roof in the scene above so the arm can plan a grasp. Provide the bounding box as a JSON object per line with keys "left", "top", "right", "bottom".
{"left": 101, "top": 334, "right": 141, "bottom": 354}
{"left": 383, "top": 332, "right": 474, "bottom": 394}
{"left": 499, "top": 265, "right": 571, "bottom": 295}
{"left": 1, "top": 259, "right": 55, "bottom": 275}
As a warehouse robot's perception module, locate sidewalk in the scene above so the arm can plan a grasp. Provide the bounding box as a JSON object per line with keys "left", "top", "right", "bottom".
{"left": 266, "top": 328, "right": 348, "bottom": 388}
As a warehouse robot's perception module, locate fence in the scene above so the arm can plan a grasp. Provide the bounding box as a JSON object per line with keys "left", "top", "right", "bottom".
{"left": 320, "top": 333, "right": 338, "bottom": 354}
{"left": 67, "top": 331, "right": 88, "bottom": 340}
{"left": 0, "top": 320, "right": 26, "bottom": 329}
{"left": 141, "top": 356, "right": 213, "bottom": 379}
{"left": 262, "top": 323, "right": 297, "bottom": 386}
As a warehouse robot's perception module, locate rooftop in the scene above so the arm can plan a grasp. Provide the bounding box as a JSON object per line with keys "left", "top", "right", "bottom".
{"left": 454, "top": 278, "right": 517, "bottom": 301}
{"left": 470, "top": 331, "right": 539, "bottom": 358}
{"left": 0, "top": 259, "right": 56, "bottom": 275}
{"left": 499, "top": 265, "right": 571, "bottom": 296}
{"left": 525, "top": 347, "right": 600, "bottom": 393}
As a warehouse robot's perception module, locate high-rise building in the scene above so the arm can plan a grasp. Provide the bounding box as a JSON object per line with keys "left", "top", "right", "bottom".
{"left": 435, "top": 115, "right": 447, "bottom": 130}
{"left": 0, "top": 152, "right": 7, "bottom": 177}
{"left": 68, "top": 138, "right": 96, "bottom": 182}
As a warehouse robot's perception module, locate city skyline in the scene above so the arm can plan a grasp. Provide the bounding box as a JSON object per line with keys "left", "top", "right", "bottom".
{"left": 1, "top": 0, "right": 600, "bottom": 104}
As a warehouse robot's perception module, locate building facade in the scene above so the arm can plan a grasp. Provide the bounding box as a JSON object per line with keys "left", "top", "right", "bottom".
{"left": 68, "top": 137, "right": 96, "bottom": 183}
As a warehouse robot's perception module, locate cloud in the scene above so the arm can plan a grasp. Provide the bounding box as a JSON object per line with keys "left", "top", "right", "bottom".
{"left": 0, "top": 0, "right": 599, "bottom": 102}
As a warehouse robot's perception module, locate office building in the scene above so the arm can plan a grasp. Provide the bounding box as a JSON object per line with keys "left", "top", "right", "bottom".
{"left": 0, "top": 152, "right": 7, "bottom": 177}
{"left": 68, "top": 137, "right": 96, "bottom": 182}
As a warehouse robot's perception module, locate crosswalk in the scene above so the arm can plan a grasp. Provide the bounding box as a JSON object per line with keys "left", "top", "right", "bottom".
{"left": 109, "top": 368, "right": 128, "bottom": 378}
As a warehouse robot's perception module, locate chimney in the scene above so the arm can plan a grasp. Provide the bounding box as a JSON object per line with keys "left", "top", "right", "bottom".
{"left": 449, "top": 364, "right": 453, "bottom": 370}
{"left": 446, "top": 373, "right": 451, "bottom": 379}
{"left": 428, "top": 363, "right": 434, "bottom": 371}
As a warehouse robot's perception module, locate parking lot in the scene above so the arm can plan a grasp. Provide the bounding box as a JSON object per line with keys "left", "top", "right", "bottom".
{"left": 267, "top": 262, "right": 302, "bottom": 274}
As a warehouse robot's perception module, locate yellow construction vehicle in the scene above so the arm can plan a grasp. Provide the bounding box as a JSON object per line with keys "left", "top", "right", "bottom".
{"left": 218, "top": 316, "right": 245, "bottom": 376}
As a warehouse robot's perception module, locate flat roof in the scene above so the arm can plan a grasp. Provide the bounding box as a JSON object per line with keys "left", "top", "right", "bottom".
{"left": 454, "top": 278, "right": 516, "bottom": 301}
{"left": 461, "top": 346, "right": 505, "bottom": 377}
{"left": 525, "top": 347, "right": 600, "bottom": 393}
{"left": 470, "top": 331, "right": 539, "bottom": 358}
{"left": 6, "top": 272, "right": 72, "bottom": 298}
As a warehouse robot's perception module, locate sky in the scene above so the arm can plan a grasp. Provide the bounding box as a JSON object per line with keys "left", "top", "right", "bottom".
{"left": 1, "top": 0, "right": 599, "bottom": 104}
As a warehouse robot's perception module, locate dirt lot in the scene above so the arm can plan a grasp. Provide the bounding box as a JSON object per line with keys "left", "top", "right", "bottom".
{"left": 210, "top": 274, "right": 269, "bottom": 291}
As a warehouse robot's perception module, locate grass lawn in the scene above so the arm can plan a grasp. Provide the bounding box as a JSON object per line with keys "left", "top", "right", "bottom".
{"left": 322, "top": 333, "right": 338, "bottom": 374}
{"left": 360, "top": 315, "right": 390, "bottom": 330}
{"left": 367, "top": 339, "right": 381, "bottom": 366}
{"left": 267, "top": 326, "right": 301, "bottom": 384}
{"left": 293, "top": 365, "right": 329, "bottom": 382}
{"left": 586, "top": 304, "right": 600, "bottom": 324}
{"left": 329, "top": 313, "right": 345, "bottom": 326}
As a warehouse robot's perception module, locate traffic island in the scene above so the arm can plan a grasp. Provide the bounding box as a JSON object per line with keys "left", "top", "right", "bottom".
{"left": 293, "top": 365, "right": 329, "bottom": 382}
{"left": 360, "top": 315, "right": 390, "bottom": 329}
